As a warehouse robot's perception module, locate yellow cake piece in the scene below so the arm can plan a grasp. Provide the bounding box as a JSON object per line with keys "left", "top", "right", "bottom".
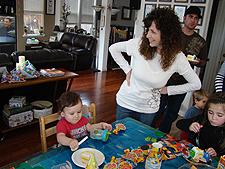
{"left": 187, "top": 54, "right": 196, "bottom": 61}
{"left": 81, "top": 151, "right": 93, "bottom": 164}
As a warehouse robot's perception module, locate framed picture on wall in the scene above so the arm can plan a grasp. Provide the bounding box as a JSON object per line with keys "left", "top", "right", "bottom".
{"left": 174, "top": 5, "right": 187, "bottom": 23}
{"left": 145, "top": 0, "right": 157, "bottom": 1}
{"left": 191, "top": 0, "right": 206, "bottom": 3}
{"left": 144, "top": 4, "right": 156, "bottom": 18}
{"left": 198, "top": 6, "right": 205, "bottom": 25}
{"left": 159, "top": 4, "right": 171, "bottom": 9}
{"left": 174, "top": 0, "right": 188, "bottom": 2}
{"left": 49, "top": 35, "right": 57, "bottom": 42}
{"left": 121, "top": 6, "right": 132, "bottom": 20}
{"left": 46, "top": 0, "right": 55, "bottom": 15}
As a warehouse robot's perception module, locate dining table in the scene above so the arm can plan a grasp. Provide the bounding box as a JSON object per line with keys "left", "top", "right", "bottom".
{"left": 14, "top": 117, "right": 219, "bottom": 169}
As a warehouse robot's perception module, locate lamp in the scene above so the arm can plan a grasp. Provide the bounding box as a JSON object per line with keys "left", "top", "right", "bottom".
{"left": 108, "top": 0, "right": 120, "bottom": 15}
{"left": 53, "top": 25, "right": 60, "bottom": 32}
{"left": 92, "top": 5, "right": 104, "bottom": 12}
{"left": 111, "top": 8, "right": 120, "bottom": 15}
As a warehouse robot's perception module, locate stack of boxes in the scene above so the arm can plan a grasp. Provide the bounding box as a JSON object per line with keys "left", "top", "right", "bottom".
{"left": 2, "top": 95, "right": 33, "bottom": 127}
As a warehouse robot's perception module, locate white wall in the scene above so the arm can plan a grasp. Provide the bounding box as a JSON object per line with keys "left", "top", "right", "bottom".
{"left": 134, "top": 0, "right": 213, "bottom": 39}
{"left": 110, "top": 0, "right": 135, "bottom": 27}
{"left": 202, "top": 0, "right": 225, "bottom": 94}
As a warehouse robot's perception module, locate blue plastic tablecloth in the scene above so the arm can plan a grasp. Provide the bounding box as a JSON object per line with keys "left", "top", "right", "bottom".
{"left": 27, "top": 117, "right": 218, "bottom": 169}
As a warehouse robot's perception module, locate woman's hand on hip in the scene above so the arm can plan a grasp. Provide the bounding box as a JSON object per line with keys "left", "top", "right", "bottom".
{"left": 126, "top": 70, "right": 132, "bottom": 86}
{"left": 160, "top": 86, "right": 168, "bottom": 94}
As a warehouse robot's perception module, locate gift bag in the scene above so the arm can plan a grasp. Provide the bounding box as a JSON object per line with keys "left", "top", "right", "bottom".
{"left": 9, "top": 68, "right": 26, "bottom": 83}
{"left": 21, "top": 60, "right": 39, "bottom": 78}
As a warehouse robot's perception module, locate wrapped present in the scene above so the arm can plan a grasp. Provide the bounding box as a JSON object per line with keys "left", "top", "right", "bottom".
{"left": 9, "top": 68, "right": 25, "bottom": 83}
{"left": 21, "top": 60, "right": 39, "bottom": 78}
{"left": 1, "top": 68, "right": 11, "bottom": 83}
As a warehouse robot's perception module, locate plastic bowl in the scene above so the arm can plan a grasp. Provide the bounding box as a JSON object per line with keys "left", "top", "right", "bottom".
{"left": 178, "top": 163, "right": 216, "bottom": 169}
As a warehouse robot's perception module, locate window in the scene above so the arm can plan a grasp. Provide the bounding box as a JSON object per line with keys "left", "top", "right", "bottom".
{"left": 65, "top": 0, "right": 94, "bottom": 34}
{"left": 23, "top": 0, "right": 44, "bottom": 35}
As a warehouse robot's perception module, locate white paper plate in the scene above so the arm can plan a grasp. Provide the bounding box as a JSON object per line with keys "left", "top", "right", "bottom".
{"left": 71, "top": 148, "right": 105, "bottom": 168}
{"left": 187, "top": 58, "right": 199, "bottom": 62}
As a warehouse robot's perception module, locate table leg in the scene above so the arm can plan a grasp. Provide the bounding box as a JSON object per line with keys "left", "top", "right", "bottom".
{"left": 67, "top": 78, "right": 74, "bottom": 92}
{"left": 0, "top": 132, "right": 7, "bottom": 143}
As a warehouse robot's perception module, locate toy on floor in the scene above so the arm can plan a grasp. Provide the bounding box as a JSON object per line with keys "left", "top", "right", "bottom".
{"left": 90, "top": 128, "right": 111, "bottom": 142}
{"left": 113, "top": 123, "right": 126, "bottom": 134}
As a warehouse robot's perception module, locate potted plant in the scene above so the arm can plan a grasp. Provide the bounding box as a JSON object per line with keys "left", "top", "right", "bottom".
{"left": 39, "top": 26, "right": 44, "bottom": 35}
{"left": 24, "top": 26, "right": 27, "bottom": 35}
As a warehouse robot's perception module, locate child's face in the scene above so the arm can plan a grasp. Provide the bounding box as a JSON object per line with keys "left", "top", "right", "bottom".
{"left": 195, "top": 96, "right": 209, "bottom": 109}
{"left": 61, "top": 101, "right": 82, "bottom": 124}
{"left": 207, "top": 103, "right": 225, "bottom": 127}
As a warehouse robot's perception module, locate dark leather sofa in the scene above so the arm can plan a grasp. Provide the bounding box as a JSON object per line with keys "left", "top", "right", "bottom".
{"left": 10, "top": 48, "right": 75, "bottom": 71}
{"left": 46, "top": 32, "right": 96, "bottom": 71}
{"left": 0, "top": 53, "right": 14, "bottom": 71}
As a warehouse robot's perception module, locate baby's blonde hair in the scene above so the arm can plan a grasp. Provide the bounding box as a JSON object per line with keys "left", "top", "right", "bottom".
{"left": 193, "top": 89, "right": 210, "bottom": 105}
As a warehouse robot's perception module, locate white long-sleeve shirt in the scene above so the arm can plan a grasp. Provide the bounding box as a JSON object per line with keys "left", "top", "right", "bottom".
{"left": 109, "top": 38, "right": 201, "bottom": 114}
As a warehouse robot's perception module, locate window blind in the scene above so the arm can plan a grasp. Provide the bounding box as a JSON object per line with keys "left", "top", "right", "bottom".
{"left": 23, "top": 0, "right": 44, "bottom": 14}
{"left": 65, "top": 0, "right": 94, "bottom": 24}
{"left": 81, "top": 0, "right": 94, "bottom": 24}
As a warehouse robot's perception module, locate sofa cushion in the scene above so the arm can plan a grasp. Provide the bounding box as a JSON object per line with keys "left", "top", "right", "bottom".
{"left": 0, "top": 53, "right": 14, "bottom": 70}
{"left": 60, "top": 32, "right": 77, "bottom": 46}
{"left": 61, "top": 44, "right": 72, "bottom": 52}
{"left": 73, "top": 34, "right": 93, "bottom": 49}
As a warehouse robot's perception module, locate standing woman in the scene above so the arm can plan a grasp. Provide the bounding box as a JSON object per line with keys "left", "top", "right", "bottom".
{"left": 109, "top": 8, "right": 201, "bottom": 126}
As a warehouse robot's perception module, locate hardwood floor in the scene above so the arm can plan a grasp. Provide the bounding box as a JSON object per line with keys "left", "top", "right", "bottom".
{"left": 0, "top": 69, "right": 125, "bottom": 167}
{"left": 0, "top": 69, "right": 163, "bottom": 167}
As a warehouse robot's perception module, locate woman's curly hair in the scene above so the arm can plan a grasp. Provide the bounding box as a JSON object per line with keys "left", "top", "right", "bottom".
{"left": 139, "top": 8, "right": 183, "bottom": 71}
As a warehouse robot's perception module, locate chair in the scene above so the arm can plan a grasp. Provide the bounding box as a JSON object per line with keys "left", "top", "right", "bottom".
{"left": 39, "top": 103, "right": 96, "bottom": 153}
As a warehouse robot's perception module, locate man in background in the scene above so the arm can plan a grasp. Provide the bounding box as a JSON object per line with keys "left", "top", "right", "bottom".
{"left": 0, "top": 17, "right": 15, "bottom": 42}
{"left": 151, "top": 6, "right": 208, "bottom": 134}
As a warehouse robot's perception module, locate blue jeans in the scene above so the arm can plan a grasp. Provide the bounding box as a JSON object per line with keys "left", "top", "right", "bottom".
{"left": 156, "top": 93, "right": 187, "bottom": 133}
{"left": 150, "top": 94, "right": 168, "bottom": 128}
{"left": 116, "top": 104, "right": 156, "bottom": 126}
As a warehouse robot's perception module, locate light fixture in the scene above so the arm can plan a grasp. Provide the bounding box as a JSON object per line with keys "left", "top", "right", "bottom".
{"left": 92, "top": 5, "right": 104, "bottom": 12}
{"left": 108, "top": 0, "right": 120, "bottom": 15}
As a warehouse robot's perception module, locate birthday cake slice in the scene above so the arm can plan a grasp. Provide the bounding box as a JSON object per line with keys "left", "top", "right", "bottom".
{"left": 81, "top": 151, "right": 93, "bottom": 164}
{"left": 187, "top": 54, "right": 197, "bottom": 61}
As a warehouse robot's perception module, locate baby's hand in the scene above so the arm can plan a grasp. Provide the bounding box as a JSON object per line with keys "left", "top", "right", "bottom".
{"left": 189, "top": 122, "right": 203, "bottom": 133}
{"left": 205, "top": 147, "right": 217, "bottom": 157}
{"left": 102, "top": 123, "right": 112, "bottom": 132}
{"left": 69, "top": 139, "right": 79, "bottom": 149}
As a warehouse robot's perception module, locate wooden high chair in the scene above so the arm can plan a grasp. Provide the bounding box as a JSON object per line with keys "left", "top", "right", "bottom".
{"left": 39, "top": 103, "right": 96, "bottom": 153}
